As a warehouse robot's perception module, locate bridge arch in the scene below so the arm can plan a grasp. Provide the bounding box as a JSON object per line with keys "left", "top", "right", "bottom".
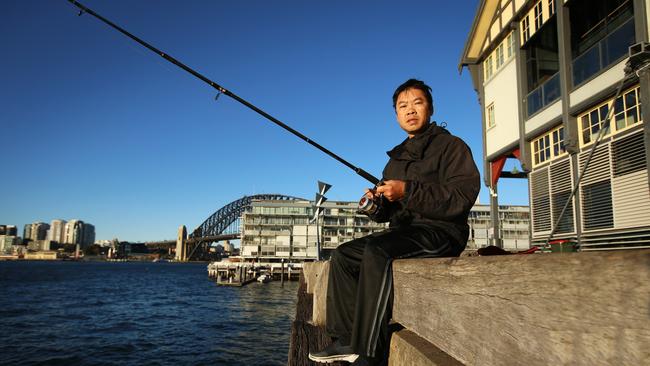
{"left": 189, "top": 194, "right": 306, "bottom": 240}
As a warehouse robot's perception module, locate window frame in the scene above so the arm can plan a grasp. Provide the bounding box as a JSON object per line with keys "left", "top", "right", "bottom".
{"left": 578, "top": 85, "right": 643, "bottom": 147}
{"left": 486, "top": 103, "right": 496, "bottom": 129}
{"left": 483, "top": 31, "right": 516, "bottom": 83}
{"left": 531, "top": 125, "right": 567, "bottom": 167}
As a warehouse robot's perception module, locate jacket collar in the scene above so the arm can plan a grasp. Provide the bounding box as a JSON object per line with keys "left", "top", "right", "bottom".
{"left": 386, "top": 122, "right": 446, "bottom": 160}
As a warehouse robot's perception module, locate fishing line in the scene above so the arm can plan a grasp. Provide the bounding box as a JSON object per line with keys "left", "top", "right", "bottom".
{"left": 67, "top": 0, "right": 380, "bottom": 185}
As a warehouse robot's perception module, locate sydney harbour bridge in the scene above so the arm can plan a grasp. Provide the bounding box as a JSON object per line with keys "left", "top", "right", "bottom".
{"left": 145, "top": 194, "right": 304, "bottom": 261}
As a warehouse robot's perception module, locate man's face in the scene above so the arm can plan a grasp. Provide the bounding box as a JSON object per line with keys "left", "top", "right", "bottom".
{"left": 395, "top": 88, "right": 432, "bottom": 138}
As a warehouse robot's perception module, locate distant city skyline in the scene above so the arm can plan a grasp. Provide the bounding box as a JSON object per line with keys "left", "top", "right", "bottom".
{"left": 1, "top": 1, "right": 528, "bottom": 241}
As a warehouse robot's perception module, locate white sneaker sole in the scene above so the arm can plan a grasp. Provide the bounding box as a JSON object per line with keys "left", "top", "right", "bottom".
{"left": 308, "top": 352, "right": 359, "bottom": 363}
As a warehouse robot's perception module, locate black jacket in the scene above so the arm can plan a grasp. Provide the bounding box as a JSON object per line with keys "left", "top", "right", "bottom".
{"left": 372, "top": 122, "right": 480, "bottom": 246}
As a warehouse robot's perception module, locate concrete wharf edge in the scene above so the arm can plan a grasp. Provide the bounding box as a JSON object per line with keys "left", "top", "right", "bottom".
{"left": 290, "top": 250, "right": 650, "bottom": 366}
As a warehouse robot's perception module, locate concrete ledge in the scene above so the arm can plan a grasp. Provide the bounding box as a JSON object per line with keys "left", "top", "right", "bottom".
{"left": 389, "top": 329, "right": 463, "bottom": 366}
{"left": 392, "top": 250, "right": 650, "bottom": 366}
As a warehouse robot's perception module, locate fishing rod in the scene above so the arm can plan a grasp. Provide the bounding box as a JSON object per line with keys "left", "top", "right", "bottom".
{"left": 66, "top": 0, "right": 380, "bottom": 186}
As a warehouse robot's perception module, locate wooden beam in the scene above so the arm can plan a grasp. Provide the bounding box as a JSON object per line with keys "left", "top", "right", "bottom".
{"left": 392, "top": 250, "right": 650, "bottom": 365}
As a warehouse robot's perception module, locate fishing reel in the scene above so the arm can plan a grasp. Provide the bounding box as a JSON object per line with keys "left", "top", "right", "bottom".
{"left": 357, "top": 183, "right": 385, "bottom": 218}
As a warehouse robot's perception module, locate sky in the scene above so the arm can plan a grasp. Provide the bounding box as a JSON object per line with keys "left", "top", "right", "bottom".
{"left": 0, "top": 0, "right": 528, "bottom": 242}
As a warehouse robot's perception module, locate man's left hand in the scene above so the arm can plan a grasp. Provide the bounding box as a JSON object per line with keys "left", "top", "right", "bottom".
{"left": 376, "top": 180, "right": 406, "bottom": 202}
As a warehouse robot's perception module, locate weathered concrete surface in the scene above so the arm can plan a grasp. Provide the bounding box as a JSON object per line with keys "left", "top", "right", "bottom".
{"left": 389, "top": 329, "right": 464, "bottom": 366}
{"left": 392, "top": 250, "right": 650, "bottom": 366}
{"left": 303, "top": 261, "right": 329, "bottom": 327}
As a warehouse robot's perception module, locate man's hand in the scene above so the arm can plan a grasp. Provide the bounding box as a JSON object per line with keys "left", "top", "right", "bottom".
{"left": 375, "top": 180, "right": 406, "bottom": 202}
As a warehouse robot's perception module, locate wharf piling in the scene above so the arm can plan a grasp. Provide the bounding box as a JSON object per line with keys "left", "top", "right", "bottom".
{"left": 207, "top": 260, "right": 302, "bottom": 286}
{"left": 288, "top": 250, "right": 650, "bottom": 365}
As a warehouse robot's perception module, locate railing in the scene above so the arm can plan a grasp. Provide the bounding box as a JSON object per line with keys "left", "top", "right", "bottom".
{"left": 527, "top": 72, "right": 561, "bottom": 117}
{"left": 572, "top": 18, "right": 635, "bottom": 86}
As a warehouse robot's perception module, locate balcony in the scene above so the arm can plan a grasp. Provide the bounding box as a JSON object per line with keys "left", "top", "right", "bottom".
{"left": 527, "top": 72, "right": 561, "bottom": 117}
{"left": 572, "top": 18, "right": 635, "bottom": 86}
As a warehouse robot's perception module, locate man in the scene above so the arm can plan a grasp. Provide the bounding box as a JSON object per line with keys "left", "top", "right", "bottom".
{"left": 308, "top": 79, "right": 480, "bottom": 365}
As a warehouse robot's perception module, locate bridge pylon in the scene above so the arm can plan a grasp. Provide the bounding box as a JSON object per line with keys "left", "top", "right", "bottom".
{"left": 175, "top": 225, "right": 187, "bottom": 261}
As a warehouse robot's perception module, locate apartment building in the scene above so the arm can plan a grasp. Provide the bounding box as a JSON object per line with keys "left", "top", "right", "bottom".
{"left": 240, "top": 198, "right": 531, "bottom": 261}
{"left": 240, "top": 199, "right": 387, "bottom": 261}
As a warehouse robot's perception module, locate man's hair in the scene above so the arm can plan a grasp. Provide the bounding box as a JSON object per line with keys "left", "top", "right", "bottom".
{"left": 392, "top": 78, "right": 434, "bottom": 115}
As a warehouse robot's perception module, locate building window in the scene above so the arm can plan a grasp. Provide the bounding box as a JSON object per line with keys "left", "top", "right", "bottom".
{"left": 524, "top": 15, "right": 560, "bottom": 117}
{"left": 552, "top": 127, "right": 565, "bottom": 156}
{"left": 487, "top": 103, "right": 496, "bottom": 128}
{"left": 534, "top": 1, "right": 544, "bottom": 31}
{"left": 485, "top": 54, "right": 494, "bottom": 79}
{"left": 483, "top": 32, "right": 515, "bottom": 83}
{"left": 506, "top": 33, "right": 514, "bottom": 58}
{"left": 548, "top": 0, "right": 555, "bottom": 16}
{"left": 580, "top": 104, "right": 610, "bottom": 144}
{"left": 534, "top": 135, "right": 551, "bottom": 165}
{"left": 532, "top": 125, "right": 565, "bottom": 166}
{"left": 522, "top": 15, "right": 530, "bottom": 43}
{"left": 570, "top": 0, "right": 635, "bottom": 86}
{"left": 496, "top": 44, "right": 504, "bottom": 68}
{"left": 579, "top": 86, "right": 642, "bottom": 146}
{"left": 614, "top": 87, "right": 642, "bottom": 130}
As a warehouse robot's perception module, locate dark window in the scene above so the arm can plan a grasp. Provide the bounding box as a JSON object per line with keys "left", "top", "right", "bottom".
{"left": 612, "top": 132, "right": 646, "bottom": 177}
{"left": 552, "top": 191, "right": 574, "bottom": 233}
{"left": 525, "top": 17, "right": 560, "bottom": 117}
{"left": 581, "top": 180, "right": 613, "bottom": 230}
{"left": 570, "top": 0, "right": 635, "bottom": 85}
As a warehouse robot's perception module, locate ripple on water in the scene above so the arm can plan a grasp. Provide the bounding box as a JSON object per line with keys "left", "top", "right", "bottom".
{"left": 0, "top": 261, "right": 298, "bottom": 366}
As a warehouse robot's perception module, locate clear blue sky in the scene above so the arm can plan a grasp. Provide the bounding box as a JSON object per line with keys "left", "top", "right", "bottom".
{"left": 1, "top": 0, "right": 528, "bottom": 242}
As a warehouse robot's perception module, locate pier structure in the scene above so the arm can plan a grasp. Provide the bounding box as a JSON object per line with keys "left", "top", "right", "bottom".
{"left": 207, "top": 260, "right": 302, "bottom": 286}
{"left": 289, "top": 250, "right": 650, "bottom": 365}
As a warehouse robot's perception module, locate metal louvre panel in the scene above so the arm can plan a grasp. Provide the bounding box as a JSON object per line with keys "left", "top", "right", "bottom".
{"left": 578, "top": 143, "right": 611, "bottom": 185}
{"left": 530, "top": 168, "right": 551, "bottom": 235}
{"left": 612, "top": 132, "right": 646, "bottom": 177}
{"left": 580, "top": 228, "right": 650, "bottom": 251}
{"left": 549, "top": 158, "right": 575, "bottom": 234}
{"left": 612, "top": 131, "right": 650, "bottom": 228}
{"left": 579, "top": 142, "right": 614, "bottom": 232}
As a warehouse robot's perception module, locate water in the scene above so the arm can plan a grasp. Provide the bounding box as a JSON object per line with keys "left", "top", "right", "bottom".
{"left": 0, "top": 261, "right": 298, "bottom": 366}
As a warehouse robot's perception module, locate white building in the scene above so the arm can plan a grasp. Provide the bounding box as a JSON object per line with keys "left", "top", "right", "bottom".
{"left": 65, "top": 220, "right": 94, "bottom": 247}
{"left": 460, "top": 0, "right": 650, "bottom": 250}
{"left": 48, "top": 219, "right": 67, "bottom": 243}
{"left": 240, "top": 198, "right": 530, "bottom": 261}
{"left": 468, "top": 204, "right": 531, "bottom": 250}
{"left": 240, "top": 199, "right": 387, "bottom": 261}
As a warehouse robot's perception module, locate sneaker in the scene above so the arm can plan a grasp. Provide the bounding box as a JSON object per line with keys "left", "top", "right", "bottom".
{"left": 308, "top": 340, "right": 359, "bottom": 363}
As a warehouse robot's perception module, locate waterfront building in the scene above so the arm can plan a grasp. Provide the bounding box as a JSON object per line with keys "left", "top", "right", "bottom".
{"left": 64, "top": 220, "right": 82, "bottom": 244}
{"left": 64, "top": 220, "right": 94, "bottom": 247}
{"left": 23, "top": 251, "right": 57, "bottom": 260}
{"left": 23, "top": 222, "right": 50, "bottom": 242}
{"left": 240, "top": 198, "right": 531, "bottom": 261}
{"left": 223, "top": 241, "right": 236, "bottom": 254}
{"left": 460, "top": 0, "right": 650, "bottom": 250}
{"left": 240, "top": 199, "right": 387, "bottom": 261}
{"left": 83, "top": 223, "right": 95, "bottom": 247}
{"left": 468, "top": 204, "right": 531, "bottom": 250}
{"left": 23, "top": 224, "right": 32, "bottom": 242}
{"left": 0, "top": 235, "right": 19, "bottom": 253}
{"left": 48, "top": 219, "right": 67, "bottom": 243}
{"left": 0, "top": 225, "right": 17, "bottom": 237}
{"left": 27, "top": 240, "right": 50, "bottom": 252}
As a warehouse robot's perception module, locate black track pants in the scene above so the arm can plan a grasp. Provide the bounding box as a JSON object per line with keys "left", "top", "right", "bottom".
{"left": 325, "top": 226, "right": 462, "bottom": 358}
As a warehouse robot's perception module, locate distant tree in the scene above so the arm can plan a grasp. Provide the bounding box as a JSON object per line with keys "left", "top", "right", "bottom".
{"left": 84, "top": 244, "right": 102, "bottom": 256}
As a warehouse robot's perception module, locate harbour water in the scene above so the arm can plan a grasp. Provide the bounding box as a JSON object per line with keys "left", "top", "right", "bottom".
{"left": 0, "top": 261, "right": 298, "bottom": 366}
